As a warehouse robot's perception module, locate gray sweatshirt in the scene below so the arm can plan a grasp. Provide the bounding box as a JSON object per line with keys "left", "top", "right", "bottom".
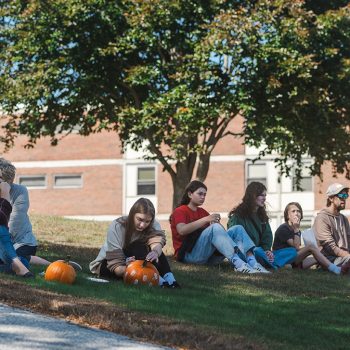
{"left": 9, "top": 183, "right": 37, "bottom": 249}
{"left": 90, "top": 217, "right": 165, "bottom": 275}
{"left": 313, "top": 208, "right": 350, "bottom": 257}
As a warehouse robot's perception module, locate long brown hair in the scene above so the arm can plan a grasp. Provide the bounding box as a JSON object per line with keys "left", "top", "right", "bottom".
{"left": 123, "top": 198, "right": 156, "bottom": 249}
{"left": 179, "top": 180, "right": 207, "bottom": 206}
{"left": 228, "top": 181, "right": 269, "bottom": 222}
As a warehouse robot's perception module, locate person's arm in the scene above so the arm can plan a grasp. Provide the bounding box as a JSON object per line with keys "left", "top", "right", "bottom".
{"left": 173, "top": 207, "right": 218, "bottom": 236}
{"left": 260, "top": 222, "right": 273, "bottom": 251}
{"left": 105, "top": 220, "right": 127, "bottom": 277}
{"left": 147, "top": 224, "right": 166, "bottom": 261}
{"left": 314, "top": 215, "right": 349, "bottom": 257}
{"left": 8, "top": 185, "right": 30, "bottom": 237}
{"left": 286, "top": 234, "right": 301, "bottom": 249}
{"left": 176, "top": 214, "right": 216, "bottom": 236}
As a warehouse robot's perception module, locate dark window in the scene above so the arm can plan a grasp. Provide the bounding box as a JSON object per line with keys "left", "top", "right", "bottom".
{"left": 137, "top": 167, "right": 156, "bottom": 195}
{"left": 18, "top": 175, "right": 46, "bottom": 188}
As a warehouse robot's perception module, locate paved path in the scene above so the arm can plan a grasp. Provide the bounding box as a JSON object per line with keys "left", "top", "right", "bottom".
{"left": 0, "top": 303, "right": 173, "bottom": 350}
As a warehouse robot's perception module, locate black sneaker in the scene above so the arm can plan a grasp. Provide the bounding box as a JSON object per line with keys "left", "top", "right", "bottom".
{"left": 161, "top": 281, "right": 181, "bottom": 289}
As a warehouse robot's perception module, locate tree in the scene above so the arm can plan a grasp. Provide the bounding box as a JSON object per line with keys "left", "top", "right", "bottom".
{"left": 0, "top": 0, "right": 349, "bottom": 209}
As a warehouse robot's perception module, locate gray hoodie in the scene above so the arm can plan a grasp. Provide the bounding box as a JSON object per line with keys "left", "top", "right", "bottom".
{"left": 313, "top": 208, "right": 350, "bottom": 257}
{"left": 9, "top": 183, "right": 37, "bottom": 249}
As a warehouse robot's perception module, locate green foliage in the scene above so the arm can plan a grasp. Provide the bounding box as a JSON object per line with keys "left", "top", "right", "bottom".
{"left": 1, "top": 1, "right": 349, "bottom": 205}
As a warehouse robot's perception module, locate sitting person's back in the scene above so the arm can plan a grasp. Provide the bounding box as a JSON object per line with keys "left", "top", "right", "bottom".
{"left": 9, "top": 183, "right": 37, "bottom": 250}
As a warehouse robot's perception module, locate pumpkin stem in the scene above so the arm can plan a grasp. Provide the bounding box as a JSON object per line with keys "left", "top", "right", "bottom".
{"left": 142, "top": 260, "right": 147, "bottom": 268}
{"left": 66, "top": 255, "right": 71, "bottom": 263}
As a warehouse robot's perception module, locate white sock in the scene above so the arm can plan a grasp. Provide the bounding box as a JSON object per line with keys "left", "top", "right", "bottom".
{"left": 158, "top": 275, "right": 165, "bottom": 285}
{"left": 328, "top": 263, "right": 341, "bottom": 275}
{"left": 247, "top": 255, "right": 258, "bottom": 267}
{"left": 163, "top": 272, "right": 176, "bottom": 285}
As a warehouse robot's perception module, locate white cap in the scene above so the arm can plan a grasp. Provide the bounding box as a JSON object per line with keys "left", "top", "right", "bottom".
{"left": 326, "top": 183, "right": 349, "bottom": 197}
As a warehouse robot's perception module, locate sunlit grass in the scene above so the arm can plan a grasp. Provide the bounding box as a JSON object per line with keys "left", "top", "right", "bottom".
{"left": 5, "top": 215, "right": 350, "bottom": 350}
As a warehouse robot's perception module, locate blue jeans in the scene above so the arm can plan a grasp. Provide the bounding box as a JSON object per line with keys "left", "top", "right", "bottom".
{"left": 0, "top": 225, "right": 29, "bottom": 273}
{"left": 184, "top": 224, "right": 255, "bottom": 265}
{"left": 254, "top": 246, "right": 297, "bottom": 270}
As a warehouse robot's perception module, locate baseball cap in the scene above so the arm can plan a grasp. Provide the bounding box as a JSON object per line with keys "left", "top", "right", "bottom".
{"left": 326, "top": 183, "right": 349, "bottom": 197}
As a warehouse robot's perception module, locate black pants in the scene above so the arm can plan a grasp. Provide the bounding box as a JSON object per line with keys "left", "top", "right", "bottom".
{"left": 100, "top": 241, "right": 171, "bottom": 279}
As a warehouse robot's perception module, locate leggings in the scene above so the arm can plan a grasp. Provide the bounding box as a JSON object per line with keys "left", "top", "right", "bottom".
{"left": 0, "top": 225, "right": 29, "bottom": 272}
{"left": 100, "top": 240, "right": 172, "bottom": 279}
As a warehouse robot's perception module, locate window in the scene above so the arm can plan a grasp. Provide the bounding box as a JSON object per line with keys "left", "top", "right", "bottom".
{"left": 54, "top": 174, "right": 82, "bottom": 188}
{"left": 18, "top": 175, "right": 46, "bottom": 188}
{"left": 137, "top": 167, "right": 155, "bottom": 195}
{"left": 291, "top": 165, "right": 312, "bottom": 192}
{"left": 300, "top": 217, "right": 313, "bottom": 232}
{"left": 247, "top": 162, "right": 267, "bottom": 187}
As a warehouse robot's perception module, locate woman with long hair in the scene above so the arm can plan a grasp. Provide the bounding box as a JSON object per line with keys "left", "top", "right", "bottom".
{"left": 90, "top": 198, "right": 179, "bottom": 288}
{"left": 170, "top": 180, "right": 269, "bottom": 273}
{"left": 273, "top": 202, "right": 350, "bottom": 275}
{"left": 228, "top": 181, "right": 297, "bottom": 270}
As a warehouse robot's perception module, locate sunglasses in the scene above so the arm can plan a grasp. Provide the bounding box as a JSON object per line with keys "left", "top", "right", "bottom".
{"left": 336, "top": 193, "right": 349, "bottom": 199}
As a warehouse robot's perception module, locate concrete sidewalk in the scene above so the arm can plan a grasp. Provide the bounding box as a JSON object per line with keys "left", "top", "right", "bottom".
{"left": 0, "top": 303, "right": 173, "bottom": 350}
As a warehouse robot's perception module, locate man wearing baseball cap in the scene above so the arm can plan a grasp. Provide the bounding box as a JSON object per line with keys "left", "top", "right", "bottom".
{"left": 313, "top": 183, "right": 350, "bottom": 271}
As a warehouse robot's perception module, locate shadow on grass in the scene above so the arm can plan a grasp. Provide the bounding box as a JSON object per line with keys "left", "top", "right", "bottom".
{"left": 3, "top": 242, "right": 350, "bottom": 350}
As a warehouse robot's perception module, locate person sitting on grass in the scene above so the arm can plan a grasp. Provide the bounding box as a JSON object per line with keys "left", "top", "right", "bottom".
{"left": 0, "top": 158, "right": 50, "bottom": 267}
{"left": 273, "top": 202, "right": 350, "bottom": 275}
{"left": 0, "top": 172, "right": 34, "bottom": 277}
{"left": 313, "top": 183, "right": 350, "bottom": 268}
{"left": 90, "top": 197, "right": 180, "bottom": 288}
{"left": 0, "top": 158, "right": 81, "bottom": 272}
{"left": 170, "top": 180, "right": 269, "bottom": 274}
{"left": 228, "top": 181, "right": 297, "bottom": 270}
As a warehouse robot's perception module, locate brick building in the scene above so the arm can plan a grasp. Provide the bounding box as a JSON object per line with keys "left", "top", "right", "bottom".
{"left": 2, "top": 126, "right": 349, "bottom": 232}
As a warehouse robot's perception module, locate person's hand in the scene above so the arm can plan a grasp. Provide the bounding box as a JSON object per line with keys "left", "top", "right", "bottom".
{"left": 290, "top": 216, "right": 301, "bottom": 233}
{"left": 145, "top": 250, "right": 159, "bottom": 263}
{"left": 208, "top": 213, "right": 221, "bottom": 224}
{"left": 265, "top": 250, "right": 274, "bottom": 263}
{"left": 125, "top": 256, "right": 135, "bottom": 266}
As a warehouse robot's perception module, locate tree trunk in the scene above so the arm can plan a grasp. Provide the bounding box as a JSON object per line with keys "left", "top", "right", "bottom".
{"left": 170, "top": 155, "right": 197, "bottom": 210}
{"left": 196, "top": 153, "right": 211, "bottom": 182}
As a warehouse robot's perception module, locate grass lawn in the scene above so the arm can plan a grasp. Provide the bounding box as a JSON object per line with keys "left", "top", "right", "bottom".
{"left": 1, "top": 215, "right": 350, "bottom": 350}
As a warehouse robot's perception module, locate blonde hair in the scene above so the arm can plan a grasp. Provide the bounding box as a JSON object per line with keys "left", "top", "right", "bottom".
{"left": 0, "top": 158, "right": 16, "bottom": 183}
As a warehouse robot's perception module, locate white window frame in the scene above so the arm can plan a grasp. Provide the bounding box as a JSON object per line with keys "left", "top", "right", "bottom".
{"left": 18, "top": 175, "right": 47, "bottom": 189}
{"left": 246, "top": 162, "right": 267, "bottom": 188}
{"left": 53, "top": 174, "right": 83, "bottom": 189}
{"left": 137, "top": 167, "right": 156, "bottom": 196}
{"left": 291, "top": 163, "right": 313, "bottom": 192}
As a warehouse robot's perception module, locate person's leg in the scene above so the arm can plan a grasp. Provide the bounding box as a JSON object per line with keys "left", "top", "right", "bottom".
{"left": 30, "top": 256, "right": 51, "bottom": 266}
{"left": 254, "top": 247, "right": 275, "bottom": 269}
{"left": 0, "top": 226, "right": 32, "bottom": 276}
{"left": 99, "top": 259, "right": 121, "bottom": 279}
{"left": 0, "top": 225, "right": 18, "bottom": 264}
{"left": 226, "top": 225, "right": 255, "bottom": 256}
{"left": 16, "top": 245, "right": 51, "bottom": 266}
{"left": 272, "top": 247, "right": 298, "bottom": 269}
{"left": 185, "top": 224, "right": 258, "bottom": 273}
{"left": 184, "top": 224, "right": 233, "bottom": 264}
{"left": 156, "top": 253, "right": 180, "bottom": 288}
{"left": 227, "top": 225, "right": 270, "bottom": 273}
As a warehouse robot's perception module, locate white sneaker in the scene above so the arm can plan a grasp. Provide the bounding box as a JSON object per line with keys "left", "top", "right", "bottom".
{"left": 253, "top": 263, "right": 271, "bottom": 273}
{"left": 234, "top": 262, "right": 259, "bottom": 274}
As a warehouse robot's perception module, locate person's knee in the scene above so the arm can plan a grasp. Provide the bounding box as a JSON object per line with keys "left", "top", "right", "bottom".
{"left": 306, "top": 245, "right": 318, "bottom": 254}
{"left": 210, "top": 223, "right": 226, "bottom": 236}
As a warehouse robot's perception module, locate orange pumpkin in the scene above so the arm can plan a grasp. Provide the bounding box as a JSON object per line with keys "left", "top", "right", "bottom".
{"left": 124, "top": 260, "right": 159, "bottom": 287}
{"left": 45, "top": 260, "right": 76, "bottom": 285}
